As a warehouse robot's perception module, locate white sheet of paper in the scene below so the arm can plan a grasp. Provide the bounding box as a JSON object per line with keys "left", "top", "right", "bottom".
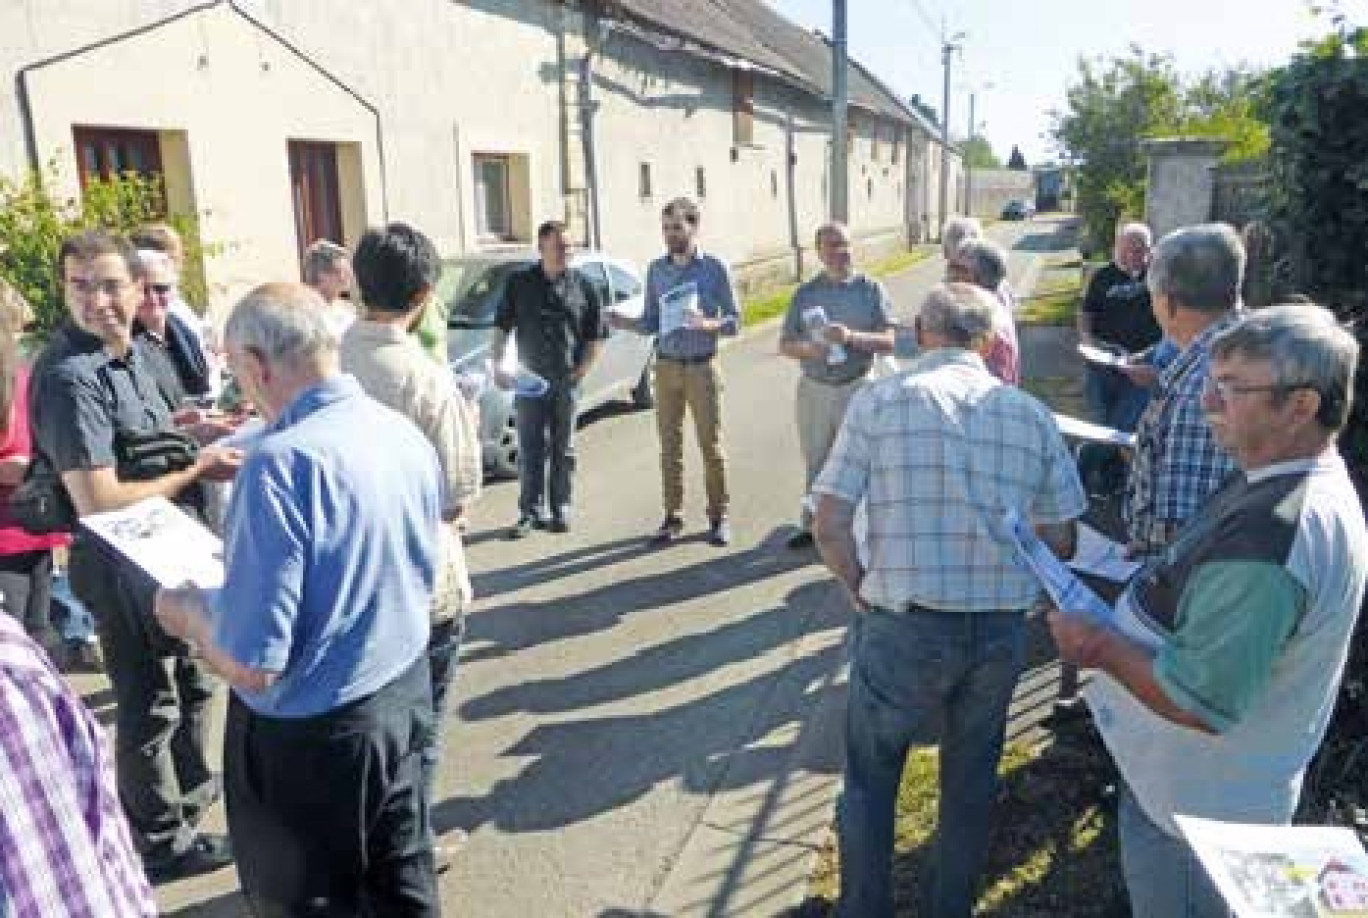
{"left": 1078, "top": 343, "right": 1131, "bottom": 368}
{"left": 1054, "top": 412, "right": 1138, "bottom": 449}
{"left": 659, "top": 282, "right": 700, "bottom": 336}
{"left": 1068, "top": 523, "right": 1141, "bottom": 582}
{"left": 1177, "top": 815, "right": 1368, "bottom": 918}
{"left": 80, "top": 497, "right": 225, "bottom": 590}
{"left": 1002, "top": 509, "right": 1116, "bottom": 626}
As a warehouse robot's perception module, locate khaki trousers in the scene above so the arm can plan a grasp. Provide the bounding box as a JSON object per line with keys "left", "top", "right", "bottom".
{"left": 655, "top": 357, "right": 729, "bottom": 519}
{"left": 796, "top": 374, "right": 866, "bottom": 529}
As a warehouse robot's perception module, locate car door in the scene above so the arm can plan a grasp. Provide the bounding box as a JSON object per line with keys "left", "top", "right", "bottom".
{"left": 574, "top": 258, "right": 620, "bottom": 405}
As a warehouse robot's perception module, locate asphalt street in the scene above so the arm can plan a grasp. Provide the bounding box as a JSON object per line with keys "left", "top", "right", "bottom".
{"left": 144, "top": 215, "right": 1068, "bottom": 916}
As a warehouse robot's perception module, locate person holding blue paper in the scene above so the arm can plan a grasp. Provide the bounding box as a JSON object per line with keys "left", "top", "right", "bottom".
{"left": 492, "top": 220, "right": 607, "bottom": 539}
{"left": 1049, "top": 304, "right": 1368, "bottom": 918}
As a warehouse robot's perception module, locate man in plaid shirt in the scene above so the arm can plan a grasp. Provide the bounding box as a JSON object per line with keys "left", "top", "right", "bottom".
{"left": 0, "top": 611, "right": 155, "bottom": 916}
{"left": 1124, "top": 224, "right": 1245, "bottom": 555}
{"left": 812, "top": 283, "right": 1086, "bottom": 918}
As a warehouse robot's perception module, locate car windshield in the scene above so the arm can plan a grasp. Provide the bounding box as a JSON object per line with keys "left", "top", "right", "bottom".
{"left": 437, "top": 259, "right": 530, "bottom": 327}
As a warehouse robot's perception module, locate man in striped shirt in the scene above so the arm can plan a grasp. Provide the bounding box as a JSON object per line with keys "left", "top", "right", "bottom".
{"left": 0, "top": 611, "right": 155, "bottom": 916}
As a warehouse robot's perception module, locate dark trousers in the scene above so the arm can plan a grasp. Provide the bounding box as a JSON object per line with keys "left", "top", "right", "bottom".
{"left": 515, "top": 384, "right": 579, "bottom": 520}
{"left": 225, "top": 656, "right": 440, "bottom": 917}
{"left": 68, "top": 541, "right": 218, "bottom": 863}
{"left": 421, "top": 615, "right": 464, "bottom": 798}
{"left": 0, "top": 549, "right": 54, "bottom": 645}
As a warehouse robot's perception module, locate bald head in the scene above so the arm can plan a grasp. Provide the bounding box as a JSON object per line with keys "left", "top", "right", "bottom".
{"left": 225, "top": 282, "right": 339, "bottom": 372}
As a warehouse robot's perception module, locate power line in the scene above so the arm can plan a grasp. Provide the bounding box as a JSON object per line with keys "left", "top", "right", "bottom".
{"left": 894, "top": 0, "right": 946, "bottom": 47}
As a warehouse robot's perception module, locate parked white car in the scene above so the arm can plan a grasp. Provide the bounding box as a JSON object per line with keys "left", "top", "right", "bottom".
{"left": 439, "top": 251, "right": 656, "bottom": 478}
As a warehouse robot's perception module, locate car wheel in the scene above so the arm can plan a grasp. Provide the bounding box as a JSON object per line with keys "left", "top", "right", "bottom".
{"left": 631, "top": 353, "right": 656, "bottom": 409}
{"left": 489, "top": 409, "right": 520, "bottom": 480}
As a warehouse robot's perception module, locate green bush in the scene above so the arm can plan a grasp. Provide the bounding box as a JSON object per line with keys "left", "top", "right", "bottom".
{"left": 0, "top": 163, "right": 215, "bottom": 334}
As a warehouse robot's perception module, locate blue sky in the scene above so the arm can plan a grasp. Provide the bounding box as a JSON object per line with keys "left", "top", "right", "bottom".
{"left": 768, "top": 0, "right": 1362, "bottom": 165}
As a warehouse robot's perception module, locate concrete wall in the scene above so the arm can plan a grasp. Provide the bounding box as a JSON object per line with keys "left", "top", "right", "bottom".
{"left": 1142, "top": 137, "right": 1229, "bottom": 239}
{"left": 966, "top": 168, "right": 1033, "bottom": 219}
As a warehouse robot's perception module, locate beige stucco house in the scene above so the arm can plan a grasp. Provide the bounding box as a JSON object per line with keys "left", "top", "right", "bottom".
{"left": 1, "top": 0, "right": 962, "bottom": 313}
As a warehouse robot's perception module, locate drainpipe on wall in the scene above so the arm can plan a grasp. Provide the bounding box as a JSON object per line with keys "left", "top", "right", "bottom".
{"left": 579, "top": 15, "right": 607, "bottom": 251}
{"left": 784, "top": 111, "right": 802, "bottom": 281}
{"left": 16, "top": 70, "right": 41, "bottom": 176}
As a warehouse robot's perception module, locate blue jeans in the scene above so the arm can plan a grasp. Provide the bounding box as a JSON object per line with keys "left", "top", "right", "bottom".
{"left": 420, "top": 616, "right": 464, "bottom": 799}
{"left": 1119, "top": 785, "right": 1231, "bottom": 918}
{"left": 838, "top": 607, "right": 1027, "bottom": 918}
{"left": 515, "top": 383, "right": 579, "bottom": 520}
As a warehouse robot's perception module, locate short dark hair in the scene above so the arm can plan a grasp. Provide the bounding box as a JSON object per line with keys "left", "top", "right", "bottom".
{"left": 661, "top": 197, "right": 700, "bottom": 227}
{"left": 57, "top": 230, "right": 142, "bottom": 282}
{"left": 352, "top": 223, "right": 440, "bottom": 313}
{"left": 537, "top": 220, "right": 568, "bottom": 242}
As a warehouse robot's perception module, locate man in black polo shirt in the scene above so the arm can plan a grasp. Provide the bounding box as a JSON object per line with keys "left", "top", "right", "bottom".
{"left": 492, "top": 220, "right": 607, "bottom": 538}
{"left": 28, "top": 230, "right": 241, "bottom": 883}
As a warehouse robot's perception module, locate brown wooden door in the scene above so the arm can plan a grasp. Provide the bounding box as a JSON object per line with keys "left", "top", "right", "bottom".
{"left": 73, "top": 126, "right": 163, "bottom": 188}
{"left": 288, "top": 141, "right": 344, "bottom": 261}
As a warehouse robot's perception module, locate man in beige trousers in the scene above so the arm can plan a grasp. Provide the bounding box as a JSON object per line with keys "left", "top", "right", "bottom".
{"left": 779, "top": 222, "right": 895, "bottom": 549}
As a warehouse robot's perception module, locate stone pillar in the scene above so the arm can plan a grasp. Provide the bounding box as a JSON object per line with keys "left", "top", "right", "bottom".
{"left": 1141, "top": 137, "right": 1229, "bottom": 238}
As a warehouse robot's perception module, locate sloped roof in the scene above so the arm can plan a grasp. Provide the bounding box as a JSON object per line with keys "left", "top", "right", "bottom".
{"left": 604, "top": 0, "right": 923, "bottom": 128}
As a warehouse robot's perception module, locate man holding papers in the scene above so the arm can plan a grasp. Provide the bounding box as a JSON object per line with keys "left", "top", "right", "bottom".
{"left": 611, "top": 197, "right": 740, "bottom": 546}
{"left": 155, "top": 284, "right": 443, "bottom": 914}
{"left": 778, "top": 222, "right": 895, "bottom": 549}
{"left": 1049, "top": 305, "right": 1368, "bottom": 918}
{"left": 812, "top": 283, "right": 1086, "bottom": 918}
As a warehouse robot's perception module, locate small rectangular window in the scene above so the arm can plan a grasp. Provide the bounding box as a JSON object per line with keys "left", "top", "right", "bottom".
{"left": 695, "top": 166, "right": 707, "bottom": 199}
{"left": 639, "top": 162, "right": 653, "bottom": 199}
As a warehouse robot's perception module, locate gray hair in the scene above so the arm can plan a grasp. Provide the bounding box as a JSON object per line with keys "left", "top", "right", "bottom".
{"left": 941, "top": 216, "right": 983, "bottom": 260}
{"left": 1116, "top": 222, "right": 1153, "bottom": 246}
{"left": 1212, "top": 302, "right": 1359, "bottom": 432}
{"left": 955, "top": 238, "right": 1008, "bottom": 291}
{"left": 1147, "top": 223, "right": 1246, "bottom": 313}
{"left": 301, "top": 240, "right": 349, "bottom": 285}
{"left": 134, "top": 248, "right": 174, "bottom": 275}
{"left": 225, "top": 282, "right": 338, "bottom": 368}
{"left": 919, "top": 282, "right": 998, "bottom": 348}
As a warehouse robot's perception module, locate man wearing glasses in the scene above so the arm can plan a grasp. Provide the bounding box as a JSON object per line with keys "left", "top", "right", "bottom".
{"left": 1123, "top": 224, "right": 1245, "bottom": 557}
{"left": 28, "top": 230, "right": 241, "bottom": 883}
{"left": 133, "top": 248, "right": 213, "bottom": 401}
{"left": 302, "top": 239, "right": 356, "bottom": 337}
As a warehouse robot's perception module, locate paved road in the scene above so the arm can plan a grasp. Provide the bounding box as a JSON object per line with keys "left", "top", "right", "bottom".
{"left": 151, "top": 216, "right": 1070, "bottom": 916}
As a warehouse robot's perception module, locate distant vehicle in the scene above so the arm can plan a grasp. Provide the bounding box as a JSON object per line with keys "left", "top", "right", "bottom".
{"left": 1001, "top": 199, "right": 1035, "bottom": 220}
{"left": 440, "top": 251, "right": 656, "bottom": 478}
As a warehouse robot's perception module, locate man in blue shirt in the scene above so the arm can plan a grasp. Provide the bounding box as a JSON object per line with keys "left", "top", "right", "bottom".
{"left": 155, "top": 282, "right": 443, "bottom": 915}
{"left": 611, "top": 197, "right": 740, "bottom": 546}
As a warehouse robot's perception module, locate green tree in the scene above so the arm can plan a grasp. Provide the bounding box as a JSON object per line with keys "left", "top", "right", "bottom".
{"left": 962, "top": 135, "right": 1001, "bottom": 169}
{"left": 0, "top": 163, "right": 215, "bottom": 334}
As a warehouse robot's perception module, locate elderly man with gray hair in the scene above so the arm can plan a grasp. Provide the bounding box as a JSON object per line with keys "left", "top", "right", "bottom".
{"left": 812, "top": 282, "right": 1086, "bottom": 918}
{"left": 778, "top": 221, "right": 895, "bottom": 549}
{"left": 1124, "top": 223, "right": 1244, "bottom": 556}
{"left": 155, "top": 282, "right": 443, "bottom": 914}
{"left": 1051, "top": 303, "right": 1367, "bottom": 918}
{"left": 948, "top": 236, "right": 1021, "bottom": 383}
{"left": 302, "top": 239, "right": 357, "bottom": 337}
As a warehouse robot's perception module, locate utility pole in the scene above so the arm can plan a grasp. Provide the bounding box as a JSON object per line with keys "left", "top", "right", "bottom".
{"left": 965, "top": 89, "right": 976, "bottom": 217}
{"left": 937, "top": 33, "right": 963, "bottom": 240}
{"left": 831, "top": 0, "right": 849, "bottom": 222}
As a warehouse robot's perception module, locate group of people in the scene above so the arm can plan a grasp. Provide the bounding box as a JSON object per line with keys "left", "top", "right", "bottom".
{"left": 0, "top": 201, "right": 1363, "bottom": 918}
{"left": 808, "top": 220, "right": 1366, "bottom": 918}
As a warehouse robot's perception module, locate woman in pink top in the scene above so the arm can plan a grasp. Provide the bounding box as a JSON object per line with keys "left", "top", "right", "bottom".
{"left": 0, "top": 288, "right": 68, "bottom": 648}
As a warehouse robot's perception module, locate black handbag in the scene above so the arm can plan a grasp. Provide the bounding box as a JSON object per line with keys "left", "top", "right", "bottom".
{"left": 8, "top": 459, "right": 76, "bottom": 535}
{"left": 113, "top": 428, "right": 199, "bottom": 481}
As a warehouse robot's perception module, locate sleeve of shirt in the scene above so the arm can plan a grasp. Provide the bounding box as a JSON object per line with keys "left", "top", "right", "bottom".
{"left": 581, "top": 275, "right": 609, "bottom": 342}
{"left": 430, "top": 383, "right": 483, "bottom": 513}
{"left": 714, "top": 260, "right": 741, "bottom": 337}
{"left": 212, "top": 459, "right": 307, "bottom": 672}
{"left": 640, "top": 263, "right": 661, "bottom": 335}
{"left": 31, "top": 367, "right": 117, "bottom": 472}
{"left": 1081, "top": 269, "right": 1108, "bottom": 316}
{"left": 811, "top": 390, "right": 871, "bottom": 506}
{"left": 494, "top": 273, "right": 518, "bottom": 334}
{"left": 1029, "top": 412, "right": 1089, "bottom": 524}
{"left": 1153, "top": 560, "right": 1306, "bottom": 733}
{"left": 874, "top": 281, "right": 896, "bottom": 330}
{"left": 779, "top": 286, "right": 807, "bottom": 344}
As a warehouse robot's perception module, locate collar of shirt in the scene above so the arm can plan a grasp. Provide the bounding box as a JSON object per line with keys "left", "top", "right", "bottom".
{"left": 270, "top": 374, "right": 363, "bottom": 433}
{"left": 1245, "top": 449, "right": 1345, "bottom": 484}
{"left": 1159, "top": 311, "right": 1241, "bottom": 390}
{"left": 347, "top": 318, "right": 410, "bottom": 345}
{"left": 908, "top": 347, "right": 990, "bottom": 376}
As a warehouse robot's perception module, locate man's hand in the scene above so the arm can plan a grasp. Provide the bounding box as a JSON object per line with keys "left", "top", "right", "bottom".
{"left": 493, "top": 368, "right": 517, "bottom": 391}
{"left": 1120, "top": 362, "right": 1160, "bottom": 390}
{"left": 154, "top": 584, "right": 209, "bottom": 642}
{"left": 821, "top": 323, "right": 852, "bottom": 346}
{"left": 684, "top": 307, "right": 720, "bottom": 333}
{"left": 195, "top": 445, "right": 244, "bottom": 482}
{"left": 1047, "top": 608, "right": 1111, "bottom": 668}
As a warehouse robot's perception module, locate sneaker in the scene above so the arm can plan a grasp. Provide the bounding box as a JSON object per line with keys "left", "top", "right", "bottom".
{"left": 786, "top": 529, "right": 815, "bottom": 550}
{"left": 506, "top": 515, "right": 536, "bottom": 540}
{"left": 708, "top": 517, "right": 733, "bottom": 547}
{"left": 144, "top": 832, "right": 233, "bottom": 884}
{"left": 548, "top": 516, "right": 570, "bottom": 534}
{"left": 651, "top": 514, "right": 685, "bottom": 545}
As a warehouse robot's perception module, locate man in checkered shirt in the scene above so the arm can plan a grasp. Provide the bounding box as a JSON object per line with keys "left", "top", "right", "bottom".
{"left": 1124, "top": 224, "right": 1244, "bottom": 556}
{"left": 812, "top": 282, "right": 1086, "bottom": 918}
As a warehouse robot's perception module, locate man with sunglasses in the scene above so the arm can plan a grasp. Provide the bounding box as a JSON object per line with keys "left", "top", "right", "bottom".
{"left": 1050, "top": 303, "right": 1367, "bottom": 918}
{"left": 133, "top": 249, "right": 213, "bottom": 401}
{"left": 1123, "top": 224, "right": 1244, "bottom": 557}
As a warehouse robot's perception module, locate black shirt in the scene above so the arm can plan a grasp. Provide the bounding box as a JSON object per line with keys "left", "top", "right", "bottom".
{"left": 495, "top": 264, "right": 608, "bottom": 383}
{"left": 1082, "top": 262, "right": 1162, "bottom": 353}
{"left": 134, "top": 328, "right": 190, "bottom": 409}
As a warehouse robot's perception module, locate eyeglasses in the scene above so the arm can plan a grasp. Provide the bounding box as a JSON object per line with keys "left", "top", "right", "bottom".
{"left": 146, "top": 283, "right": 175, "bottom": 297}
{"left": 67, "top": 278, "right": 132, "bottom": 298}
{"left": 1202, "top": 376, "right": 1305, "bottom": 404}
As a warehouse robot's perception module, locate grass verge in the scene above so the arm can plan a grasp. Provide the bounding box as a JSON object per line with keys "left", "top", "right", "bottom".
{"left": 741, "top": 246, "right": 936, "bottom": 328}
{"left": 1018, "top": 258, "right": 1083, "bottom": 327}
